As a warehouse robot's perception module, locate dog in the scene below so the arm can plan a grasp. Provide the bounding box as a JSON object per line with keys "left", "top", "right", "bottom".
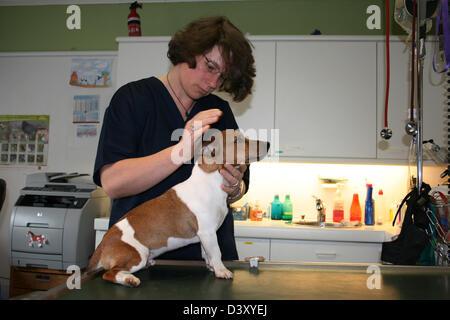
{"left": 87, "top": 129, "right": 270, "bottom": 287}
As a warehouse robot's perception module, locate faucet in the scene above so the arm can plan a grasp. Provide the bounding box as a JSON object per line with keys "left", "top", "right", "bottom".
{"left": 314, "top": 197, "right": 326, "bottom": 223}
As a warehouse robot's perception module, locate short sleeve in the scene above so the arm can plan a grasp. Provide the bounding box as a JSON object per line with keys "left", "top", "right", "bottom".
{"left": 93, "top": 84, "right": 142, "bottom": 186}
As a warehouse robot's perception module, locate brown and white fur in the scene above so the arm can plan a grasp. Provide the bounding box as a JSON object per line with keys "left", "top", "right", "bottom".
{"left": 87, "top": 129, "right": 270, "bottom": 287}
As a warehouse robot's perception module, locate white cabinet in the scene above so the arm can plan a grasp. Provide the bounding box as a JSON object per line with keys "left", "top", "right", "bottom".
{"left": 270, "top": 239, "right": 382, "bottom": 263}
{"left": 235, "top": 237, "right": 382, "bottom": 264}
{"left": 275, "top": 41, "right": 377, "bottom": 159}
{"left": 235, "top": 237, "right": 270, "bottom": 260}
{"left": 116, "top": 37, "right": 171, "bottom": 89}
{"left": 376, "top": 40, "right": 446, "bottom": 160}
{"left": 115, "top": 36, "right": 445, "bottom": 162}
{"left": 216, "top": 41, "right": 276, "bottom": 152}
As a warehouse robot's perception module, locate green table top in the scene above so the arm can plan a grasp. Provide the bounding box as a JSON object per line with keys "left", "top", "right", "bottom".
{"left": 16, "top": 261, "right": 450, "bottom": 300}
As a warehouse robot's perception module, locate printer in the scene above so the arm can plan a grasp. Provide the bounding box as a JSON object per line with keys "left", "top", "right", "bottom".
{"left": 10, "top": 172, "right": 110, "bottom": 270}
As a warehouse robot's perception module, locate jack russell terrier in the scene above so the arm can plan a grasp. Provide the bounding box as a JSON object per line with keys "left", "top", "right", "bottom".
{"left": 87, "top": 129, "right": 270, "bottom": 287}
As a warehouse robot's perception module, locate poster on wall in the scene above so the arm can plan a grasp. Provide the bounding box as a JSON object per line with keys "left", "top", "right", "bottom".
{"left": 0, "top": 115, "right": 50, "bottom": 166}
{"left": 69, "top": 58, "right": 112, "bottom": 88}
{"left": 73, "top": 95, "right": 100, "bottom": 124}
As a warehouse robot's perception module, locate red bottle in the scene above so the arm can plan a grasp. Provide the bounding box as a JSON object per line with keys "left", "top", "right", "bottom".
{"left": 128, "top": 2, "right": 142, "bottom": 36}
{"left": 350, "top": 193, "right": 362, "bottom": 222}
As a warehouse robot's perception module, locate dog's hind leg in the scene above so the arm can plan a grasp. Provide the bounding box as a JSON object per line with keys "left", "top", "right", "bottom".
{"left": 103, "top": 268, "right": 141, "bottom": 287}
{"left": 100, "top": 243, "right": 146, "bottom": 287}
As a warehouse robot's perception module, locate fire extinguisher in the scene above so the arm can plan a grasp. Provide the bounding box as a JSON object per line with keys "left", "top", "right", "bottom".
{"left": 128, "top": 1, "right": 142, "bottom": 36}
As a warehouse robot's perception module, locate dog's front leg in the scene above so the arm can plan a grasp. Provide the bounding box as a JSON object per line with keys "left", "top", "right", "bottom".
{"left": 201, "top": 244, "right": 214, "bottom": 272}
{"left": 197, "top": 232, "right": 233, "bottom": 279}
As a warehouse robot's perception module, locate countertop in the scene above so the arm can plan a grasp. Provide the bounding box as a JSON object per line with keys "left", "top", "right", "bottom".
{"left": 95, "top": 217, "right": 400, "bottom": 244}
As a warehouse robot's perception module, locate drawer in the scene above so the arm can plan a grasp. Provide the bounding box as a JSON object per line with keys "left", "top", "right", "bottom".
{"left": 10, "top": 268, "right": 68, "bottom": 291}
{"left": 236, "top": 237, "right": 270, "bottom": 261}
{"left": 270, "top": 239, "right": 382, "bottom": 263}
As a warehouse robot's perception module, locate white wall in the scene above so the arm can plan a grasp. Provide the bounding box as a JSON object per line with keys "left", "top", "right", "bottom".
{"left": 0, "top": 52, "right": 117, "bottom": 298}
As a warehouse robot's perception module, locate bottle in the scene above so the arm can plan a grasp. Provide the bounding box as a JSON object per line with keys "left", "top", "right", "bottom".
{"left": 250, "top": 200, "right": 263, "bottom": 221}
{"left": 333, "top": 188, "right": 344, "bottom": 222}
{"left": 282, "top": 195, "right": 293, "bottom": 221}
{"left": 364, "top": 184, "right": 374, "bottom": 225}
{"left": 376, "top": 189, "right": 385, "bottom": 225}
{"left": 128, "top": 1, "right": 143, "bottom": 36}
{"left": 350, "top": 193, "right": 362, "bottom": 222}
{"left": 271, "top": 195, "right": 283, "bottom": 220}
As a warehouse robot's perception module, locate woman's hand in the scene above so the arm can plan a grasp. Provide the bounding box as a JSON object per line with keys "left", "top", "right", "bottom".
{"left": 172, "top": 109, "right": 222, "bottom": 164}
{"left": 220, "top": 164, "right": 247, "bottom": 202}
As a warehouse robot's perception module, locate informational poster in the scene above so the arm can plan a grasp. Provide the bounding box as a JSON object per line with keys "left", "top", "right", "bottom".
{"left": 0, "top": 115, "right": 50, "bottom": 166}
{"left": 76, "top": 124, "right": 97, "bottom": 138}
{"left": 73, "top": 95, "right": 100, "bottom": 124}
{"left": 69, "top": 58, "right": 112, "bottom": 88}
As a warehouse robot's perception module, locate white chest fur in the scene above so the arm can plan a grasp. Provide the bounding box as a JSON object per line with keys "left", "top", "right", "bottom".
{"left": 173, "top": 165, "right": 229, "bottom": 232}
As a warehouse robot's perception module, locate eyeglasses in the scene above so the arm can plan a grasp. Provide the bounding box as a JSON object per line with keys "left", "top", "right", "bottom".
{"left": 202, "top": 55, "right": 226, "bottom": 83}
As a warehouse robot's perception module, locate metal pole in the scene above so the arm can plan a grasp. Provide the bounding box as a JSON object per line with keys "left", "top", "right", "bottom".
{"left": 416, "top": 0, "right": 426, "bottom": 194}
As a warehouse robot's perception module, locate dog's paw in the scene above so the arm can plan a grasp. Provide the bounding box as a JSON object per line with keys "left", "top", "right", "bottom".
{"left": 123, "top": 274, "right": 141, "bottom": 287}
{"left": 214, "top": 268, "right": 233, "bottom": 279}
{"left": 205, "top": 263, "right": 214, "bottom": 272}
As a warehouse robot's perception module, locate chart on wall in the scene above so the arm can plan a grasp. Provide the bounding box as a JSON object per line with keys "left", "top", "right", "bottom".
{"left": 0, "top": 115, "right": 50, "bottom": 166}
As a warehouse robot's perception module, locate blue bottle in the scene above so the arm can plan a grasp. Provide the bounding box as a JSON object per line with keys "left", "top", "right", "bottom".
{"left": 271, "top": 195, "right": 283, "bottom": 220}
{"left": 365, "top": 184, "right": 374, "bottom": 225}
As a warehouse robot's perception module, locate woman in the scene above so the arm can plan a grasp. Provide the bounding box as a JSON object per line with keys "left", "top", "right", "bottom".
{"left": 93, "top": 16, "right": 256, "bottom": 260}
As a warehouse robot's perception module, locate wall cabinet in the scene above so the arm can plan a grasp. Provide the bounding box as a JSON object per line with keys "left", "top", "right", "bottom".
{"left": 275, "top": 41, "right": 377, "bottom": 158}
{"left": 376, "top": 40, "right": 446, "bottom": 160}
{"left": 116, "top": 36, "right": 445, "bottom": 163}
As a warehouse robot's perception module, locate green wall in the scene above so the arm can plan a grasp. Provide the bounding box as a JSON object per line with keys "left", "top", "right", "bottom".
{"left": 0, "top": 0, "right": 402, "bottom": 52}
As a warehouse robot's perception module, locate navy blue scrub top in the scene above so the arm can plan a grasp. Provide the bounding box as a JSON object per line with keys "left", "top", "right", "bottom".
{"left": 93, "top": 77, "right": 249, "bottom": 260}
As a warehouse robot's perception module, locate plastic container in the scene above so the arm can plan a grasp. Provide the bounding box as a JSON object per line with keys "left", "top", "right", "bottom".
{"left": 333, "top": 188, "right": 344, "bottom": 223}
{"left": 350, "top": 193, "right": 362, "bottom": 222}
{"left": 271, "top": 195, "right": 283, "bottom": 220}
{"left": 282, "top": 195, "right": 293, "bottom": 221}
{"left": 250, "top": 200, "right": 263, "bottom": 221}
{"left": 232, "top": 207, "right": 246, "bottom": 220}
{"left": 364, "top": 184, "right": 374, "bottom": 225}
{"left": 376, "top": 189, "right": 385, "bottom": 225}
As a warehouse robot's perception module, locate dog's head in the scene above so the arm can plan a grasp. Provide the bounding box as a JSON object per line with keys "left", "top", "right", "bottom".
{"left": 197, "top": 129, "right": 270, "bottom": 172}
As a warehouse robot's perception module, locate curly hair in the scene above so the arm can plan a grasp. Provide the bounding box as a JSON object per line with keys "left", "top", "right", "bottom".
{"left": 167, "top": 16, "right": 255, "bottom": 102}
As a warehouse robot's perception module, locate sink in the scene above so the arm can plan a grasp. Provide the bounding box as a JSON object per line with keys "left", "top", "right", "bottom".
{"left": 293, "top": 221, "right": 362, "bottom": 228}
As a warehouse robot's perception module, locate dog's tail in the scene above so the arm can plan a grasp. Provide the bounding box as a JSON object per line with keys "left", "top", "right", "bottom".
{"left": 86, "top": 240, "right": 104, "bottom": 274}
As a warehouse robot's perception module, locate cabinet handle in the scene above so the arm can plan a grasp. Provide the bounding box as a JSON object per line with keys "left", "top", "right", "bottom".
{"left": 315, "top": 251, "right": 337, "bottom": 257}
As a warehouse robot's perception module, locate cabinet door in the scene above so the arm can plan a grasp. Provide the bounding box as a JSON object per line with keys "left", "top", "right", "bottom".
{"left": 215, "top": 41, "right": 276, "bottom": 155}
{"left": 377, "top": 41, "right": 445, "bottom": 160}
{"left": 275, "top": 41, "right": 377, "bottom": 158}
{"left": 116, "top": 40, "right": 171, "bottom": 89}
{"left": 235, "top": 237, "right": 270, "bottom": 261}
{"left": 270, "top": 239, "right": 381, "bottom": 263}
